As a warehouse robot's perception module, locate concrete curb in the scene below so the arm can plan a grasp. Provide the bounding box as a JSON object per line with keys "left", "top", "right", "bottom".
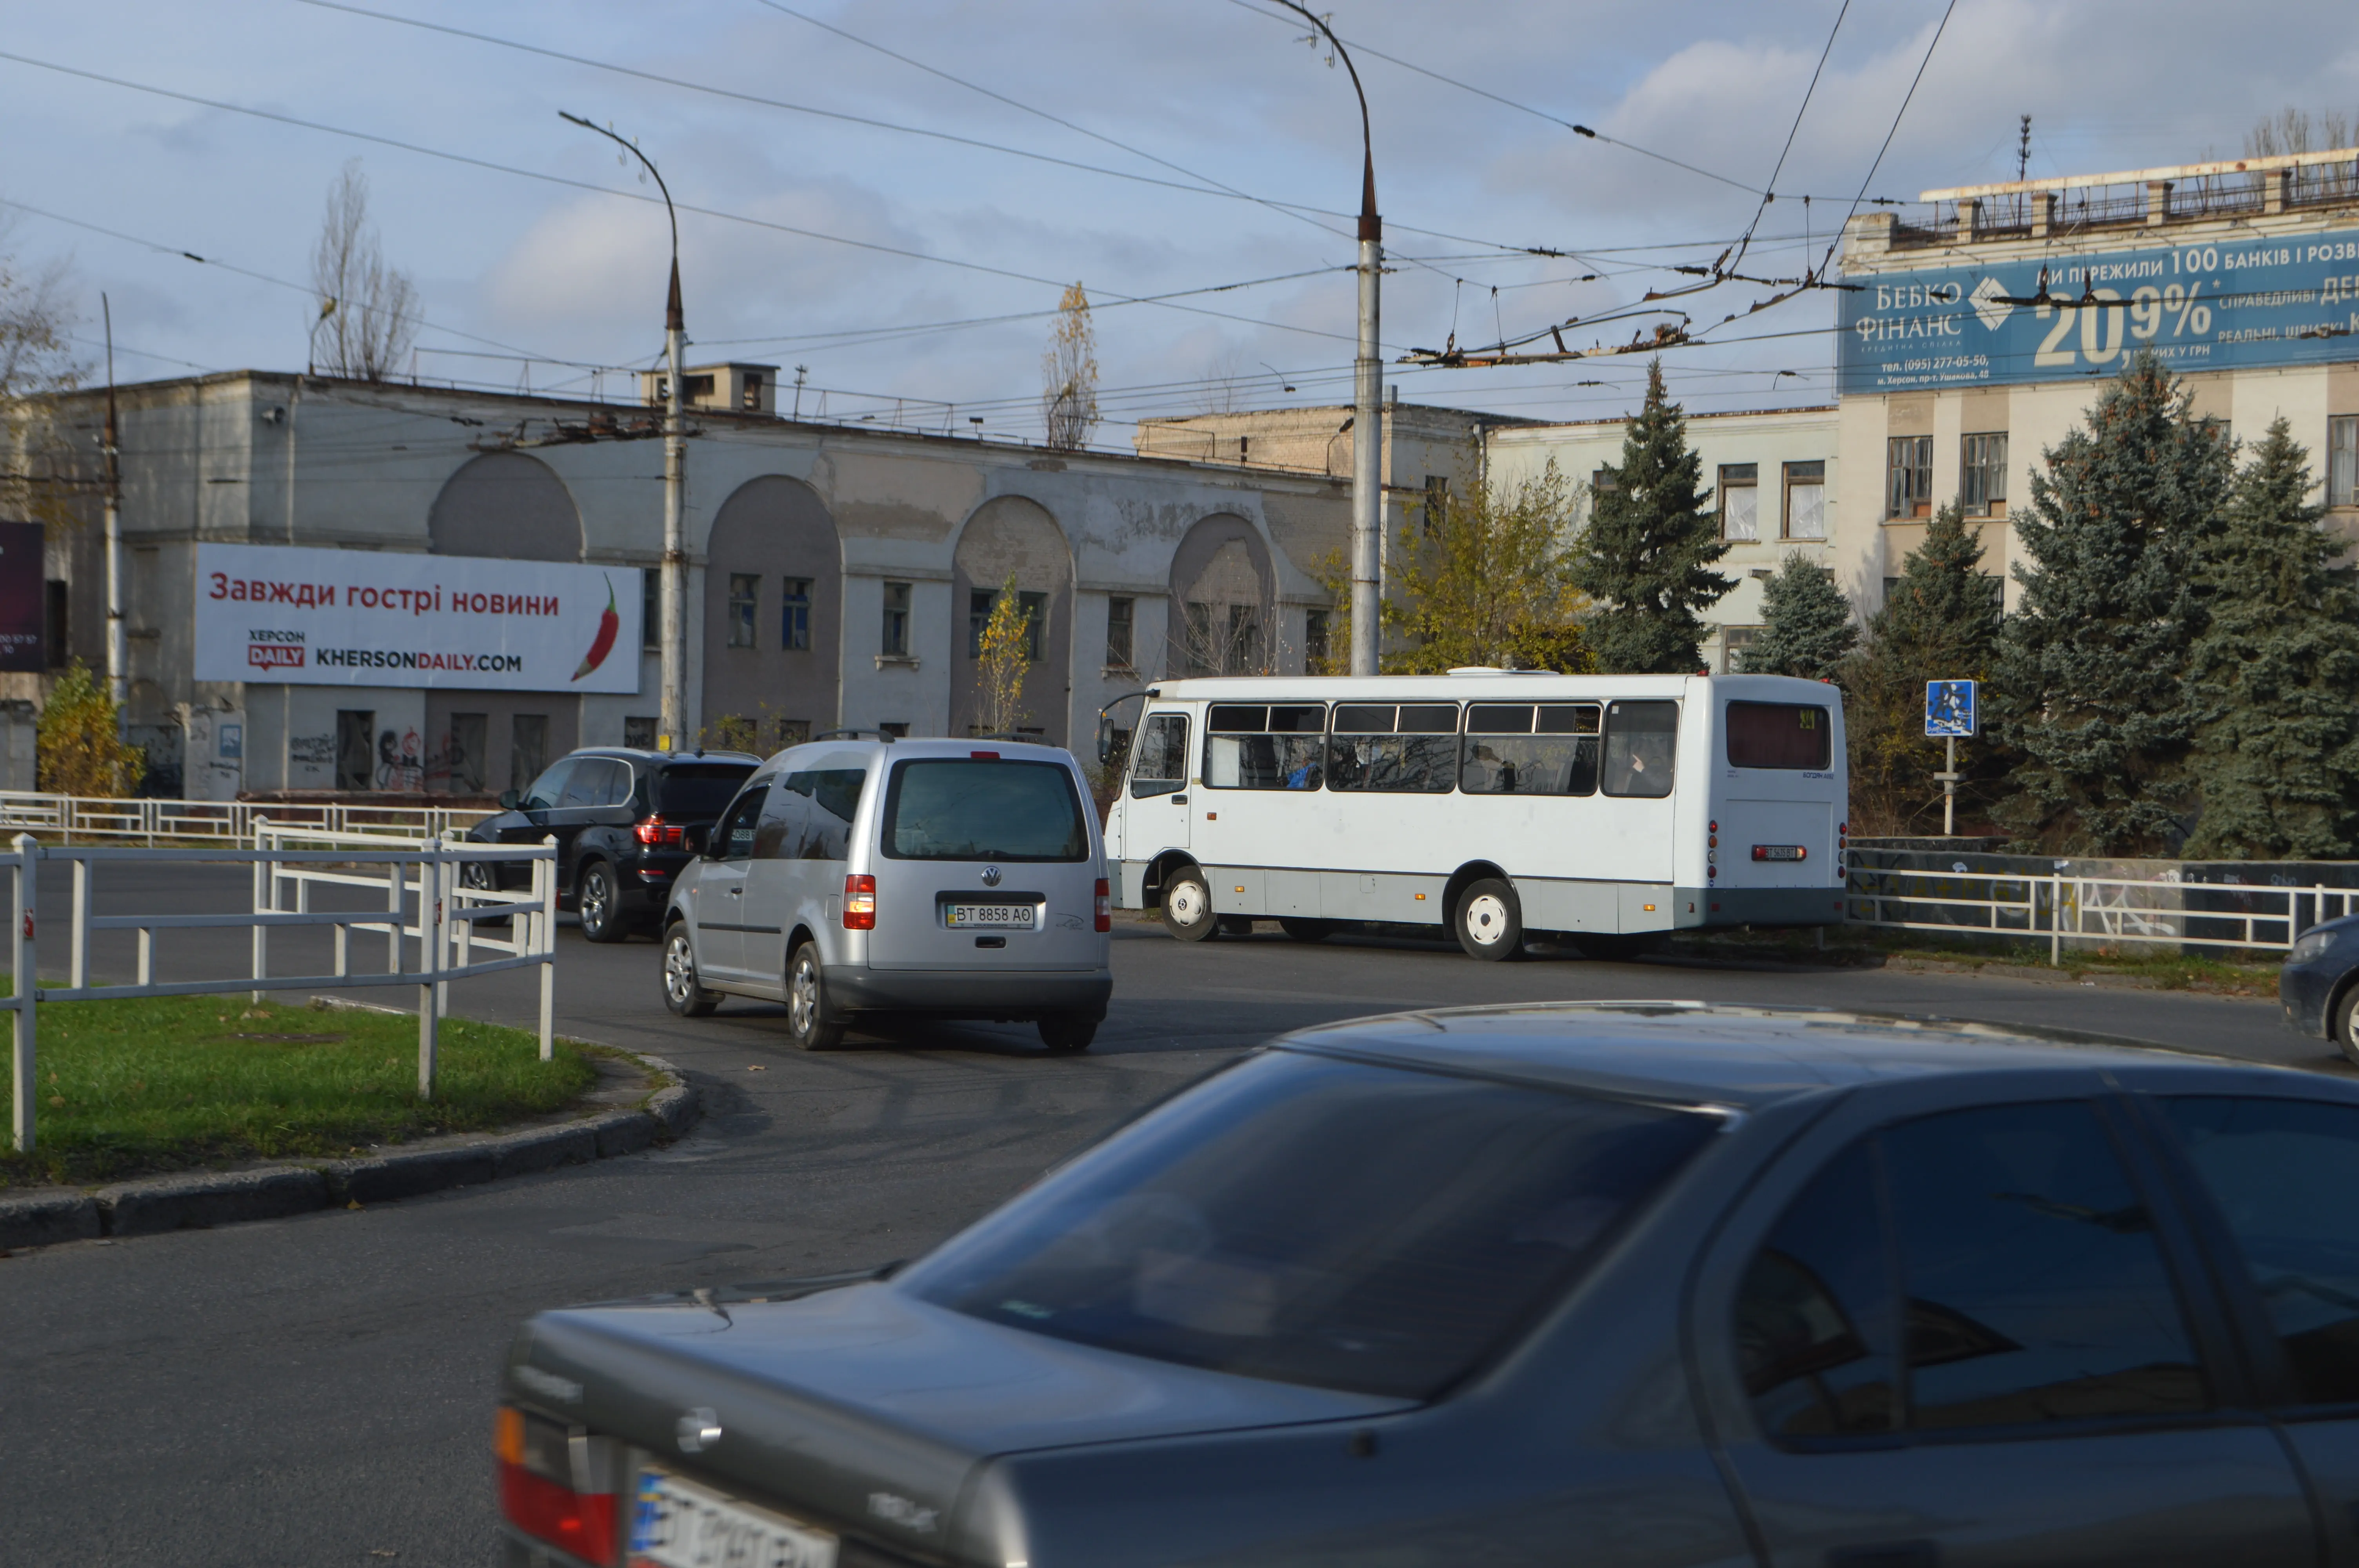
{"left": 0, "top": 1049, "right": 701, "bottom": 1253}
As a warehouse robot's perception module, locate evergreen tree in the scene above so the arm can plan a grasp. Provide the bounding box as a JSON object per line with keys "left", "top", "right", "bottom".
{"left": 1739, "top": 552, "right": 1857, "bottom": 681}
{"left": 2181, "top": 417, "right": 2359, "bottom": 858}
{"left": 1990, "top": 352, "right": 2234, "bottom": 855}
{"left": 1841, "top": 505, "right": 2003, "bottom": 834}
{"left": 1572, "top": 360, "right": 1732, "bottom": 673}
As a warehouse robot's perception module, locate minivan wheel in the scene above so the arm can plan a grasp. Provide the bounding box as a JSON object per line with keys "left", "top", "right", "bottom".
{"left": 1161, "top": 867, "right": 1218, "bottom": 942}
{"left": 1455, "top": 878, "right": 1524, "bottom": 961}
{"left": 578, "top": 861, "right": 626, "bottom": 944}
{"left": 786, "top": 942, "right": 848, "bottom": 1051}
{"left": 2335, "top": 985, "right": 2359, "bottom": 1067}
{"left": 1038, "top": 1014, "right": 1098, "bottom": 1053}
{"left": 662, "top": 924, "right": 719, "bottom": 1017}
{"left": 1278, "top": 918, "right": 1335, "bottom": 943}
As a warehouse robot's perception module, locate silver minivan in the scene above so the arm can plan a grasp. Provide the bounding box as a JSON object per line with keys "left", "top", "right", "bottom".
{"left": 660, "top": 734, "right": 1114, "bottom": 1051}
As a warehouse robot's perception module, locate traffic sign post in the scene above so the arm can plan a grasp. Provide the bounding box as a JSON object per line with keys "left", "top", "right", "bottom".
{"left": 1925, "top": 681, "right": 1979, "bottom": 838}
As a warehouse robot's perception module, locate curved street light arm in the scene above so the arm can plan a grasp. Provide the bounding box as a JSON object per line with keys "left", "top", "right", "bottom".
{"left": 560, "top": 110, "right": 682, "bottom": 328}
{"left": 1264, "top": 1, "right": 1378, "bottom": 238}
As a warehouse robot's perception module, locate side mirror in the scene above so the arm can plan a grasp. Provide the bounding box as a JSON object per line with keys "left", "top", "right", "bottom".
{"left": 1096, "top": 712, "right": 1117, "bottom": 767}
{"left": 498, "top": 788, "right": 519, "bottom": 810}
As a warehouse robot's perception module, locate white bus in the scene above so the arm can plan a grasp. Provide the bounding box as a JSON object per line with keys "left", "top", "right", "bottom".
{"left": 1099, "top": 671, "right": 1848, "bottom": 960}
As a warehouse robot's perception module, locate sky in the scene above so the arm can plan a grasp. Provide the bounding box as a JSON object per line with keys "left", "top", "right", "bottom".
{"left": 4, "top": 0, "right": 2357, "bottom": 447}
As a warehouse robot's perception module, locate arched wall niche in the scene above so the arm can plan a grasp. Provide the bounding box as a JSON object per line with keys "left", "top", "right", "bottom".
{"left": 1164, "top": 513, "right": 1276, "bottom": 677}
{"left": 701, "top": 475, "right": 843, "bottom": 751}
{"left": 426, "top": 452, "right": 583, "bottom": 561}
{"left": 949, "top": 495, "right": 1073, "bottom": 743}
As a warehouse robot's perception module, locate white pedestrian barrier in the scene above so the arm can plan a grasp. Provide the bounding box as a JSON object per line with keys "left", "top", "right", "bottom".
{"left": 0, "top": 791, "right": 491, "bottom": 846}
{"left": 1847, "top": 863, "right": 2359, "bottom": 962}
{"left": 6, "top": 822, "right": 557, "bottom": 1154}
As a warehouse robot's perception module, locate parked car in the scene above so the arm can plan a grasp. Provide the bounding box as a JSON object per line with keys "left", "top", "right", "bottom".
{"left": 496, "top": 1001, "right": 2359, "bottom": 1568}
{"left": 463, "top": 747, "right": 760, "bottom": 942}
{"left": 660, "top": 733, "right": 1112, "bottom": 1051}
{"left": 2281, "top": 911, "right": 2359, "bottom": 1061}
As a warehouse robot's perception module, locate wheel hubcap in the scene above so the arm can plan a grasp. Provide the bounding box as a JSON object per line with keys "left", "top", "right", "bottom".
{"left": 583, "top": 872, "right": 608, "bottom": 926}
{"left": 665, "top": 940, "right": 694, "bottom": 1002}
{"left": 1466, "top": 894, "right": 1509, "bottom": 946}
{"left": 791, "top": 960, "right": 817, "bottom": 1034}
{"left": 1169, "top": 883, "right": 1203, "bottom": 926}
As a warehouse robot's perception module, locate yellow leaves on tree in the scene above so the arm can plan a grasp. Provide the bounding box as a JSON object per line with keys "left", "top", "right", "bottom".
{"left": 1383, "top": 460, "right": 1595, "bottom": 675}
{"left": 975, "top": 575, "right": 1034, "bottom": 734}
{"left": 37, "top": 662, "right": 144, "bottom": 797}
{"left": 1040, "top": 281, "right": 1099, "bottom": 452}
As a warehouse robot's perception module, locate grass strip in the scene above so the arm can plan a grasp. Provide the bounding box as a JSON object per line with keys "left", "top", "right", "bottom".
{"left": 0, "top": 989, "right": 596, "bottom": 1189}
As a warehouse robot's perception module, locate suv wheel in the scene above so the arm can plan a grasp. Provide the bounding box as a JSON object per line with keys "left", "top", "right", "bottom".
{"left": 1038, "top": 1014, "right": 1098, "bottom": 1053}
{"left": 1161, "top": 866, "right": 1218, "bottom": 942}
{"left": 2336, "top": 985, "right": 2359, "bottom": 1067}
{"left": 662, "top": 923, "right": 719, "bottom": 1017}
{"left": 786, "top": 941, "right": 848, "bottom": 1051}
{"left": 461, "top": 858, "right": 511, "bottom": 927}
{"left": 1454, "top": 878, "right": 1524, "bottom": 961}
{"left": 578, "top": 861, "right": 626, "bottom": 944}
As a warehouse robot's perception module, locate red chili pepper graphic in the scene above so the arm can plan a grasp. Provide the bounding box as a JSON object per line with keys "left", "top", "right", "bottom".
{"left": 573, "top": 577, "right": 620, "bottom": 682}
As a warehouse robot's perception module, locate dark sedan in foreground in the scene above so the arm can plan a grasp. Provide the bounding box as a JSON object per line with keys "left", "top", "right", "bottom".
{"left": 498, "top": 1003, "right": 2359, "bottom": 1568}
{"left": 2281, "top": 911, "right": 2359, "bottom": 1060}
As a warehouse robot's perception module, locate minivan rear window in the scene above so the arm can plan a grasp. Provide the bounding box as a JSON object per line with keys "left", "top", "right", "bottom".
{"left": 653, "top": 763, "right": 757, "bottom": 817}
{"left": 1725, "top": 702, "right": 1831, "bottom": 770}
{"left": 880, "top": 759, "right": 1089, "bottom": 861}
{"left": 907, "top": 1050, "right": 1717, "bottom": 1400}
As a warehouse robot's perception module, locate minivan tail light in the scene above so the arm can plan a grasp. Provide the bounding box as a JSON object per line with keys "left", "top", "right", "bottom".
{"left": 844, "top": 873, "right": 876, "bottom": 929}
{"left": 1095, "top": 878, "right": 1112, "bottom": 932}
{"left": 634, "top": 815, "right": 685, "bottom": 848}
{"left": 494, "top": 1406, "right": 620, "bottom": 1564}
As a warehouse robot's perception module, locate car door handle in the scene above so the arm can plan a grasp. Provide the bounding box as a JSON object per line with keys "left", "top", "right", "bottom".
{"left": 727, "top": 886, "right": 743, "bottom": 897}
{"left": 1828, "top": 1544, "right": 1937, "bottom": 1568}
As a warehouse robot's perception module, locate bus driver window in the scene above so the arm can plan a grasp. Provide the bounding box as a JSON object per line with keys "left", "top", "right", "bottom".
{"left": 1601, "top": 701, "right": 1678, "bottom": 798}
{"left": 1130, "top": 713, "right": 1190, "bottom": 797}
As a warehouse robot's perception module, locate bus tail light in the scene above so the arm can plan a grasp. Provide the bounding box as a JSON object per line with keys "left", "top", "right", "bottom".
{"left": 844, "top": 873, "right": 877, "bottom": 929}
{"left": 1095, "top": 878, "right": 1112, "bottom": 932}
{"left": 495, "top": 1406, "right": 620, "bottom": 1565}
{"left": 635, "top": 815, "right": 685, "bottom": 848}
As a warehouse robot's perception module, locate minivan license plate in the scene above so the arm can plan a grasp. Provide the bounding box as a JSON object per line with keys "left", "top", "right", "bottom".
{"left": 631, "top": 1468, "right": 836, "bottom": 1568}
{"left": 945, "top": 903, "right": 1035, "bottom": 929}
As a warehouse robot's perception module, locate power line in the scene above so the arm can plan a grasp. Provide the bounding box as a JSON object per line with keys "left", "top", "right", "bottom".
{"left": 1813, "top": 0, "right": 1958, "bottom": 280}
{"left": 1729, "top": 0, "right": 1848, "bottom": 274}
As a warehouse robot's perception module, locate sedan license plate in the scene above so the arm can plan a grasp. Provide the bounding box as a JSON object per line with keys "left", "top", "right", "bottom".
{"left": 1751, "top": 844, "right": 1807, "bottom": 862}
{"left": 631, "top": 1468, "right": 836, "bottom": 1568}
{"left": 945, "top": 903, "right": 1035, "bottom": 929}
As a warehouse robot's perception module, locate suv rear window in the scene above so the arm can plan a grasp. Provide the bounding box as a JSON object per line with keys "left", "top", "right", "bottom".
{"left": 652, "top": 762, "right": 756, "bottom": 818}
{"left": 1726, "top": 702, "right": 1831, "bottom": 769}
{"left": 880, "top": 759, "right": 1088, "bottom": 861}
{"left": 906, "top": 1050, "right": 1716, "bottom": 1400}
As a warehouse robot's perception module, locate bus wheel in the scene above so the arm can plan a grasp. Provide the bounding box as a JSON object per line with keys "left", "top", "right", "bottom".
{"left": 1161, "top": 867, "right": 1218, "bottom": 942}
{"left": 1278, "top": 918, "right": 1335, "bottom": 943}
{"left": 1455, "top": 879, "right": 1524, "bottom": 961}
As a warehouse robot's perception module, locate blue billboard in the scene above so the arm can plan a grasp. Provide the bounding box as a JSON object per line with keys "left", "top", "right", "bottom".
{"left": 1837, "top": 225, "right": 2359, "bottom": 394}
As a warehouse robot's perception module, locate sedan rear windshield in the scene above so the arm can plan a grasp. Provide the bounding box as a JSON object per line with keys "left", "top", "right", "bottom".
{"left": 652, "top": 763, "right": 756, "bottom": 818}
{"left": 880, "top": 759, "right": 1089, "bottom": 862}
{"left": 905, "top": 1050, "right": 1717, "bottom": 1400}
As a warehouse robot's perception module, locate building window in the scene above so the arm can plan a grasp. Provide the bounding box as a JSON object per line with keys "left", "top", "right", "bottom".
{"left": 624, "top": 716, "right": 657, "bottom": 750}
{"left": 2331, "top": 416, "right": 2359, "bottom": 507}
{"left": 441, "top": 713, "right": 487, "bottom": 795}
{"left": 1183, "top": 601, "right": 1215, "bottom": 677}
{"left": 642, "top": 572, "right": 660, "bottom": 653}
{"left": 1720, "top": 464, "right": 1759, "bottom": 541}
{"left": 1887, "top": 435, "right": 1933, "bottom": 518}
{"left": 742, "top": 372, "right": 763, "bottom": 410}
{"left": 879, "top": 721, "right": 909, "bottom": 738}
{"left": 1783, "top": 461, "right": 1827, "bottom": 540}
{"left": 774, "top": 718, "right": 811, "bottom": 749}
{"left": 1238, "top": 435, "right": 1251, "bottom": 463}
{"left": 968, "top": 588, "right": 1047, "bottom": 661}
{"left": 726, "top": 573, "right": 759, "bottom": 648}
{"left": 881, "top": 581, "right": 911, "bottom": 657}
{"left": 1422, "top": 474, "right": 1450, "bottom": 532}
{"left": 1226, "top": 604, "right": 1263, "bottom": 674}
{"left": 336, "top": 709, "right": 375, "bottom": 793}
{"left": 1590, "top": 468, "right": 1617, "bottom": 497}
{"left": 1961, "top": 432, "right": 2008, "bottom": 517}
{"left": 1304, "top": 608, "right": 1331, "bottom": 668}
{"left": 781, "top": 577, "right": 811, "bottom": 651}
{"left": 44, "top": 579, "right": 68, "bottom": 668}
{"left": 1106, "top": 596, "right": 1134, "bottom": 669}
{"left": 1720, "top": 626, "right": 1761, "bottom": 675}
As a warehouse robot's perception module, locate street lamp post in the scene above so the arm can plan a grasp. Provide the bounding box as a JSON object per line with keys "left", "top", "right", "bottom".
{"left": 1270, "top": 4, "right": 1381, "bottom": 677}
{"left": 562, "top": 111, "right": 689, "bottom": 751}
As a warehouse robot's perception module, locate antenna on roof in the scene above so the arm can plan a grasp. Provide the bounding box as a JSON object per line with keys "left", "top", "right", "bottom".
{"left": 2017, "top": 114, "right": 2033, "bottom": 181}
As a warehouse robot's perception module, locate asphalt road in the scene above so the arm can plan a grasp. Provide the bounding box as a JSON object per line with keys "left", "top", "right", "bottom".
{"left": 0, "top": 859, "right": 2330, "bottom": 1567}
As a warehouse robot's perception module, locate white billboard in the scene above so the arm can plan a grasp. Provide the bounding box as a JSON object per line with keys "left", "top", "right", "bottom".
{"left": 194, "top": 543, "right": 643, "bottom": 693}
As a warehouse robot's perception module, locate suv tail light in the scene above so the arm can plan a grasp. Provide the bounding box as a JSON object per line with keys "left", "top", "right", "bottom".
{"left": 844, "top": 873, "right": 876, "bottom": 929}
{"left": 495, "top": 1406, "right": 619, "bottom": 1564}
{"left": 1095, "top": 877, "right": 1112, "bottom": 932}
{"left": 634, "top": 815, "right": 686, "bottom": 848}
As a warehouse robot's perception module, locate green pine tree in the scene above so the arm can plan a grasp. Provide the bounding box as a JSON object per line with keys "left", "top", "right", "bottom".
{"left": 2181, "top": 417, "right": 2359, "bottom": 858}
{"left": 1739, "top": 552, "right": 1857, "bottom": 682}
{"left": 1990, "top": 352, "right": 2234, "bottom": 855}
{"left": 1841, "top": 505, "right": 2003, "bottom": 834}
{"left": 1572, "top": 360, "right": 1733, "bottom": 673}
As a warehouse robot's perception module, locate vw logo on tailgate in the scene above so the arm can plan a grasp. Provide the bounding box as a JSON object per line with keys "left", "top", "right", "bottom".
{"left": 981, "top": 865, "right": 1002, "bottom": 887}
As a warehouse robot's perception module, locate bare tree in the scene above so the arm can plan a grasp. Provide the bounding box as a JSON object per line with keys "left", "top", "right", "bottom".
{"left": 310, "top": 160, "right": 419, "bottom": 380}
{"left": 1040, "top": 281, "right": 1098, "bottom": 451}
{"left": 2245, "top": 107, "right": 2355, "bottom": 159}
{"left": 0, "top": 213, "right": 79, "bottom": 398}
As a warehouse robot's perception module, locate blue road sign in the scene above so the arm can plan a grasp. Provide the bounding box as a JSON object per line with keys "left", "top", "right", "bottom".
{"left": 1926, "top": 680, "right": 1978, "bottom": 738}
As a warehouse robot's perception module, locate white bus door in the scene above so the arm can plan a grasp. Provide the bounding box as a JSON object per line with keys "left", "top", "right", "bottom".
{"left": 1127, "top": 710, "right": 1190, "bottom": 858}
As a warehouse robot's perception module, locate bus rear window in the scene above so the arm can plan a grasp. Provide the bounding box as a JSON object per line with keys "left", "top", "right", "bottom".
{"left": 881, "top": 760, "right": 1089, "bottom": 861}
{"left": 1726, "top": 702, "right": 1830, "bottom": 770}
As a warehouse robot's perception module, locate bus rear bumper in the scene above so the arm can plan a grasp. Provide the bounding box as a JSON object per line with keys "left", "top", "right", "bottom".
{"left": 1682, "top": 886, "right": 1850, "bottom": 928}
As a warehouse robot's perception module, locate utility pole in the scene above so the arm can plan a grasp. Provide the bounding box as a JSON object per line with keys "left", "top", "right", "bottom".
{"left": 1271, "top": 3, "right": 1381, "bottom": 676}
{"left": 562, "top": 111, "right": 689, "bottom": 750}
{"left": 102, "top": 294, "right": 125, "bottom": 712}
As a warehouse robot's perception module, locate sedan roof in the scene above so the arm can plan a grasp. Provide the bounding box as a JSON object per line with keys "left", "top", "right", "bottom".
{"left": 1272, "top": 1002, "right": 2329, "bottom": 1112}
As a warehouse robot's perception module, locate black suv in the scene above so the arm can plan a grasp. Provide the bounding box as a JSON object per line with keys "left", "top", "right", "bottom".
{"left": 463, "top": 747, "right": 760, "bottom": 942}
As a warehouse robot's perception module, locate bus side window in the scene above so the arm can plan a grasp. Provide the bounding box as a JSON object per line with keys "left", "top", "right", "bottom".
{"left": 1463, "top": 703, "right": 1601, "bottom": 796}
{"left": 1204, "top": 704, "right": 1327, "bottom": 790}
{"left": 1602, "top": 701, "right": 1678, "bottom": 799}
{"left": 1130, "top": 713, "right": 1189, "bottom": 798}
{"left": 1331, "top": 703, "right": 1459, "bottom": 794}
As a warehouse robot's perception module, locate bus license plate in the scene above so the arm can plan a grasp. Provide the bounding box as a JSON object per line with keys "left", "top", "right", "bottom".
{"left": 1752, "top": 844, "right": 1807, "bottom": 862}
{"left": 946, "top": 903, "right": 1035, "bottom": 929}
{"left": 631, "top": 1468, "right": 836, "bottom": 1568}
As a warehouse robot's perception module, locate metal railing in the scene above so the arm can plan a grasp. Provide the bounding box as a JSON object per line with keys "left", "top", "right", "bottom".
{"left": 6, "top": 827, "right": 558, "bottom": 1153}
{"left": 1846, "top": 864, "right": 2359, "bottom": 961}
{"left": 0, "top": 791, "right": 493, "bottom": 845}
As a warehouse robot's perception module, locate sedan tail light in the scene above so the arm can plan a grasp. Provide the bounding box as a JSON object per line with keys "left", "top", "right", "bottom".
{"left": 844, "top": 873, "right": 877, "bottom": 929}
{"left": 1095, "top": 877, "right": 1112, "bottom": 933}
{"left": 494, "top": 1406, "right": 620, "bottom": 1565}
{"left": 634, "top": 815, "right": 686, "bottom": 848}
